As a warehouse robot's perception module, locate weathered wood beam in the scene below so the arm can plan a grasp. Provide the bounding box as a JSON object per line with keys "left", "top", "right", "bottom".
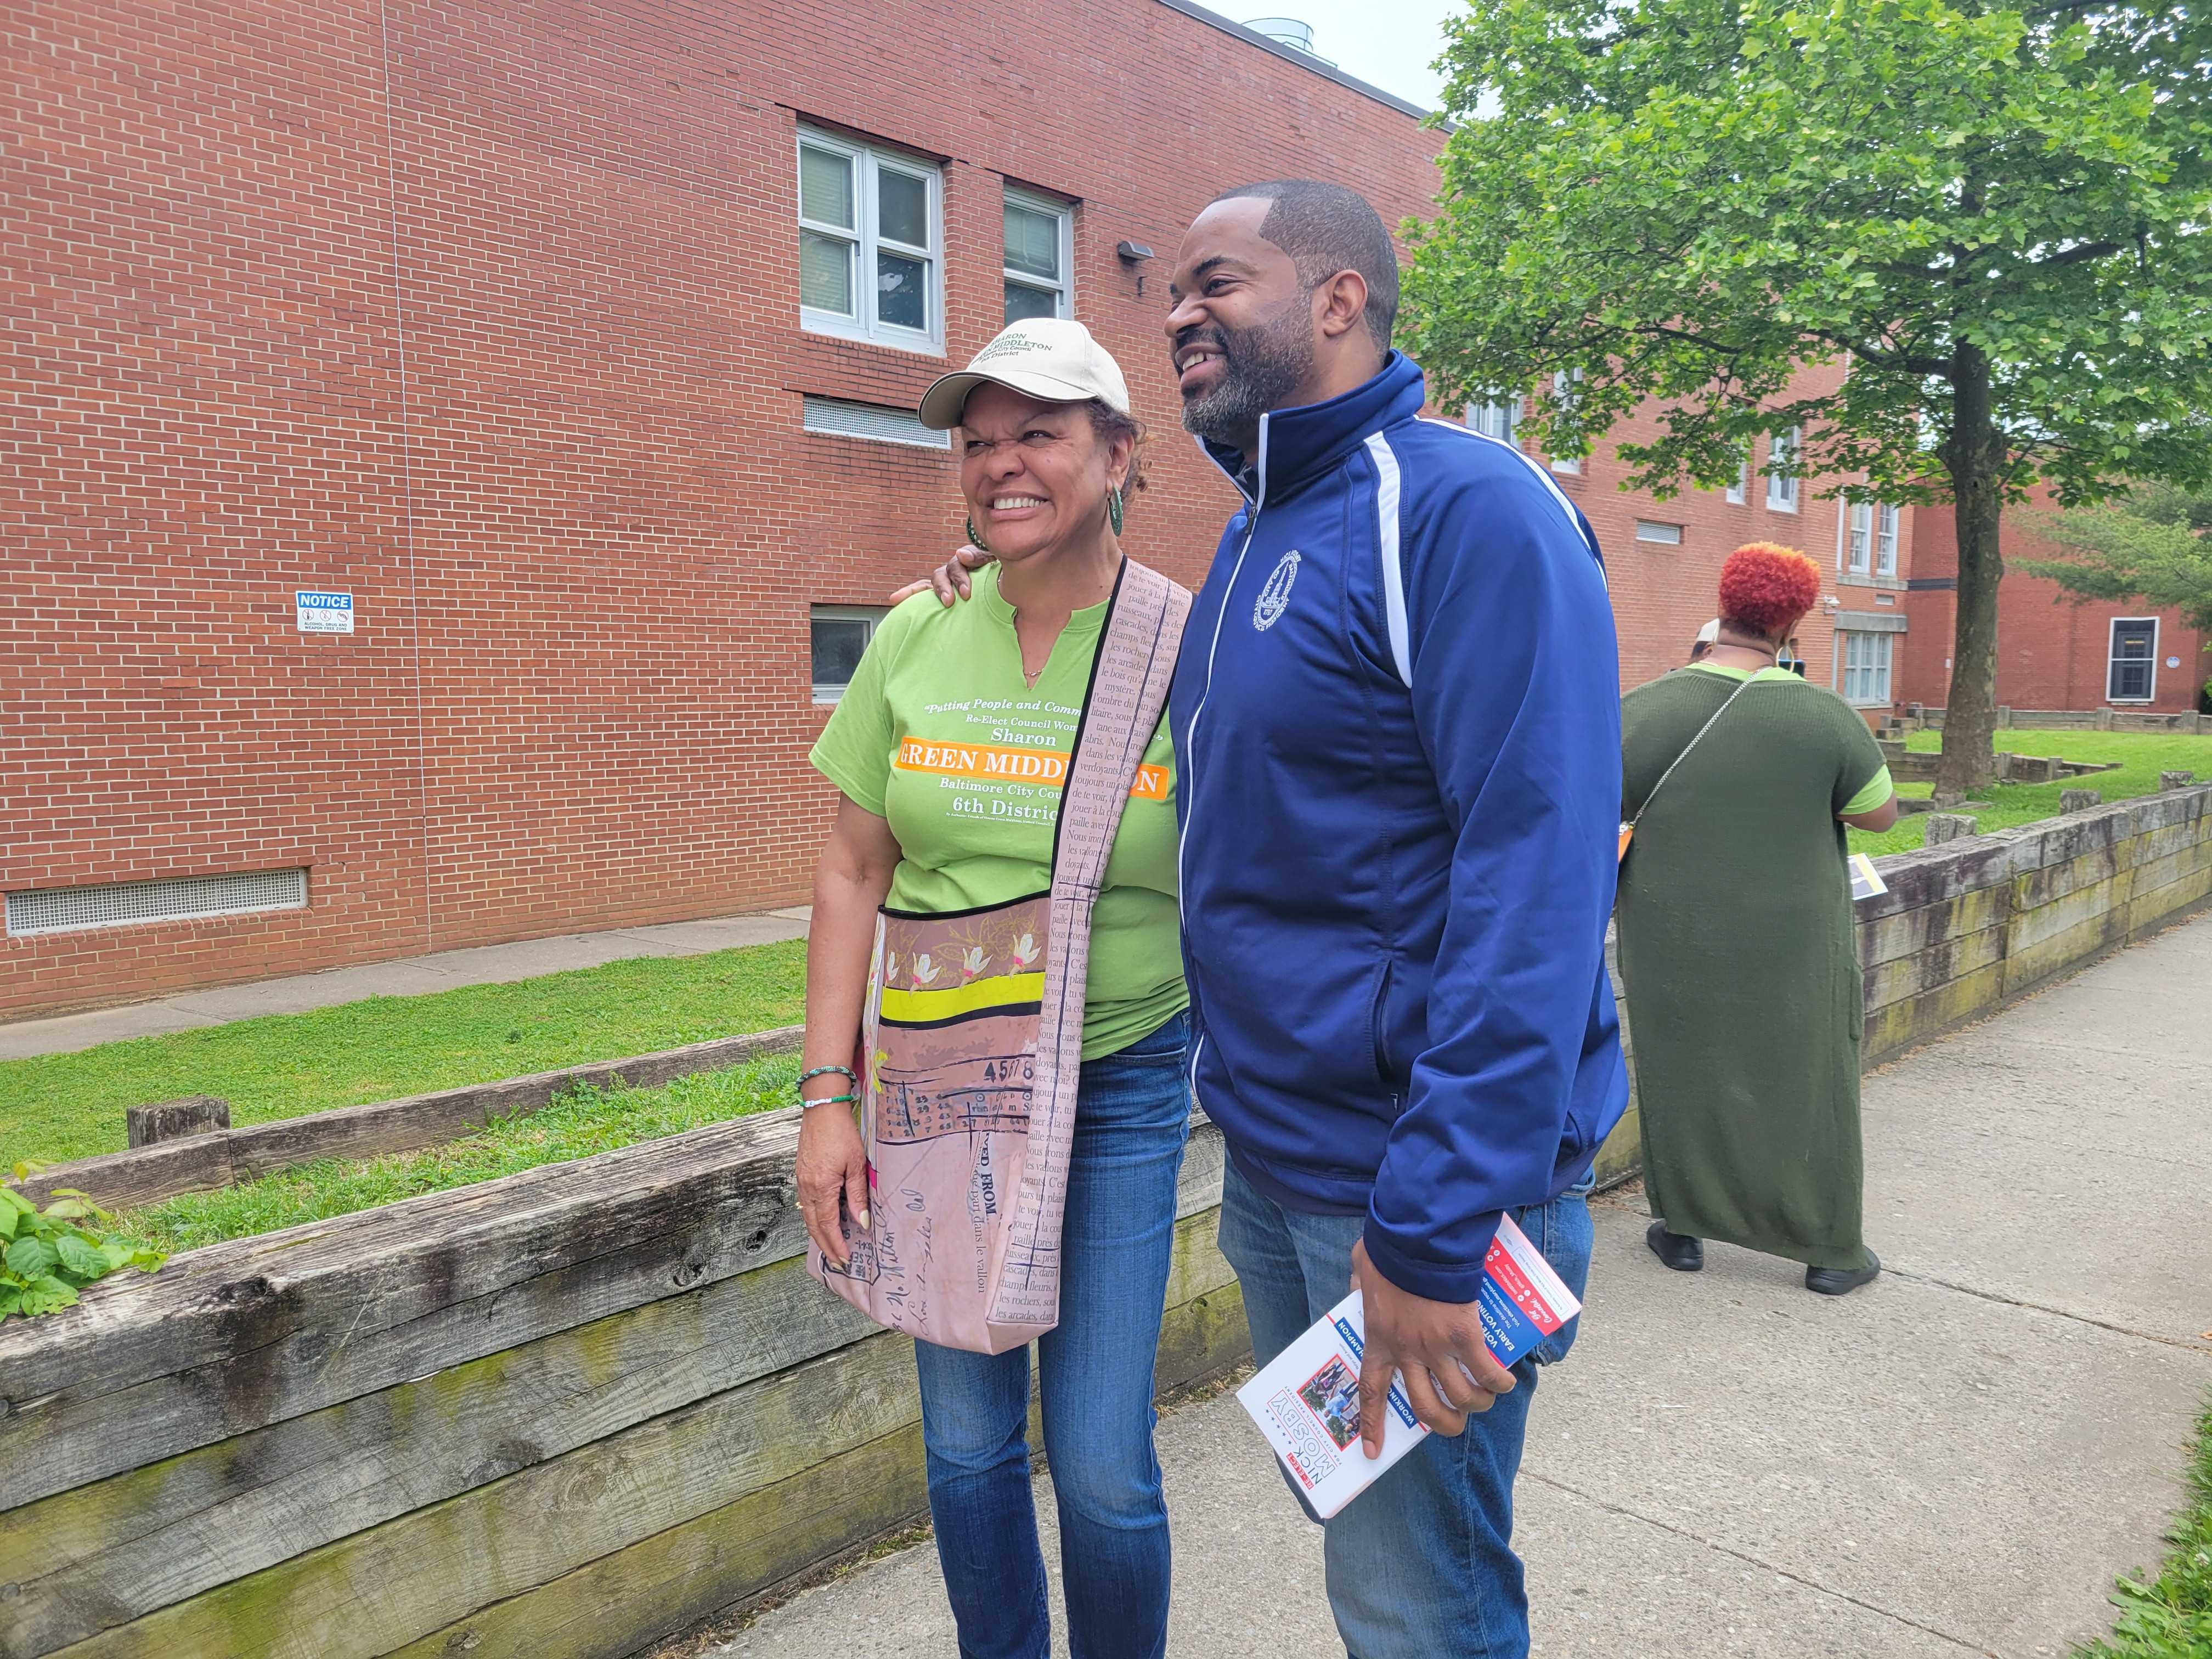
{"left": 32, "top": 1212, "right": 1242, "bottom": 1659}
{"left": 9, "top": 1026, "right": 803, "bottom": 1211}
{"left": 0, "top": 1113, "right": 806, "bottom": 1512}
{"left": 0, "top": 1110, "right": 1222, "bottom": 1521}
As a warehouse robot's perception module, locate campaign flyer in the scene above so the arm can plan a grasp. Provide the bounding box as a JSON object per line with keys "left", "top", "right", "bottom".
{"left": 1849, "top": 852, "right": 1889, "bottom": 902}
{"left": 1234, "top": 1213, "right": 1581, "bottom": 1519}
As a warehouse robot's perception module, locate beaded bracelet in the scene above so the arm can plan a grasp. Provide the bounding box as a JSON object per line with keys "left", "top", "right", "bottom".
{"left": 798, "top": 1064, "right": 856, "bottom": 1089}
{"left": 800, "top": 1093, "right": 860, "bottom": 1110}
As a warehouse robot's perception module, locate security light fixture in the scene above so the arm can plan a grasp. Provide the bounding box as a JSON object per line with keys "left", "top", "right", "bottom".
{"left": 1116, "top": 240, "right": 1156, "bottom": 294}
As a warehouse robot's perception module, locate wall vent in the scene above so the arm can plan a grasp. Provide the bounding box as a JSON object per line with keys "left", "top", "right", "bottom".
{"left": 801, "top": 396, "right": 950, "bottom": 450}
{"left": 1635, "top": 520, "right": 1684, "bottom": 545}
{"left": 6, "top": 868, "right": 309, "bottom": 937}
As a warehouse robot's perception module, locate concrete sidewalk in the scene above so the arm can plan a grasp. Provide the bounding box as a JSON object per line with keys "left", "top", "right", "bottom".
{"left": 719, "top": 915, "right": 2212, "bottom": 1658}
{"left": 0, "top": 908, "right": 811, "bottom": 1061}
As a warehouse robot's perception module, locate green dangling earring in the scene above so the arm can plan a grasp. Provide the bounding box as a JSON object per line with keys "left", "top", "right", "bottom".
{"left": 1107, "top": 485, "right": 1125, "bottom": 537}
{"left": 964, "top": 514, "right": 990, "bottom": 554}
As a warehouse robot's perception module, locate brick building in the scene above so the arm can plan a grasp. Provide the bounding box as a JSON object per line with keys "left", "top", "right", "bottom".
{"left": 3, "top": 0, "right": 1908, "bottom": 1019}
{"left": 1515, "top": 357, "right": 1917, "bottom": 699}
{"left": 1899, "top": 509, "right": 2210, "bottom": 718}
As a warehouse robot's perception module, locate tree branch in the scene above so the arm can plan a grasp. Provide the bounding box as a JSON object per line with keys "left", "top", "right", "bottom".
{"left": 2031, "top": 239, "right": 2123, "bottom": 268}
{"left": 1620, "top": 320, "right": 1754, "bottom": 357}
{"left": 1803, "top": 330, "right": 1953, "bottom": 377}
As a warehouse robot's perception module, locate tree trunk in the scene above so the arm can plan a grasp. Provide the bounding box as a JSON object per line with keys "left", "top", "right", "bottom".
{"left": 1936, "top": 342, "right": 2004, "bottom": 800}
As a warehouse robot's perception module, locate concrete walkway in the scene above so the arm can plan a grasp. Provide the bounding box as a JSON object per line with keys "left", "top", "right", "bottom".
{"left": 719, "top": 915, "right": 2212, "bottom": 1659}
{"left": 0, "top": 908, "right": 811, "bottom": 1060}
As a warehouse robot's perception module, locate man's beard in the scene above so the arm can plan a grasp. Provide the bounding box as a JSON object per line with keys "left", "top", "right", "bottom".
{"left": 1176, "top": 307, "right": 1315, "bottom": 450}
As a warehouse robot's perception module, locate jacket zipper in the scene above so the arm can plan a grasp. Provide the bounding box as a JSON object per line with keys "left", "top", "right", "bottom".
{"left": 1176, "top": 413, "right": 1271, "bottom": 935}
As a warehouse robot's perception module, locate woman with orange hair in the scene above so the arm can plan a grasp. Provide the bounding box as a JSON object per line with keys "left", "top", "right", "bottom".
{"left": 1615, "top": 543, "right": 1899, "bottom": 1295}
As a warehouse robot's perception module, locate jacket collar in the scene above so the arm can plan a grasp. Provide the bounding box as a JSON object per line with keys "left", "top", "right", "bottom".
{"left": 1199, "top": 351, "right": 1428, "bottom": 509}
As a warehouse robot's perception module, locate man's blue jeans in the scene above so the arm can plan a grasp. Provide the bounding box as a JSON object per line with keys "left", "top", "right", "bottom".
{"left": 1217, "top": 1159, "right": 1595, "bottom": 1659}
{"left": 912, "top": 1012, "right": 1192, "bottom": 1659}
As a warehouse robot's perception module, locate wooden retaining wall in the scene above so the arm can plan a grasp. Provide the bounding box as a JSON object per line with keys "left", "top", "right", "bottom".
{"left": 12, "top": 1026, "right": 804, "bottom": 1212}
{"left": 2, "top": 786, "right": 2207, "bottom": 1659}
{"left": 1912, "top": 705, "right": 2207, "bottom": 734}
{"left": 1594, "top": 782, "right": 2212, "bottom": 1183}
{"left": 1853, "top": 783, "right": 2212, "bottom": 1059}
{"left": 0, "top": 1110, "right": 1245, "bottom": 1659}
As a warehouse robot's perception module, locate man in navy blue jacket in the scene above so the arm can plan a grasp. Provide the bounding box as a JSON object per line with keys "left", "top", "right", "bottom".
{"left": 916, "top": 181, "right": 1626, "bottom": 1659}
{"left": 1170, "top": 180, "right": 1625, "bottom": 1658}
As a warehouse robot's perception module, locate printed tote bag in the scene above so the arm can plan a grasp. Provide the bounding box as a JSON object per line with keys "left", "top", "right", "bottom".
{"left": 809, "top": 558, "right": 1191, "bottom": 1353}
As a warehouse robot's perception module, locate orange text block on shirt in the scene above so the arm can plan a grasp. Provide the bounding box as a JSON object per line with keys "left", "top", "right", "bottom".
{"left": 894, "top": 738, "right": 1169, "bottom": 800}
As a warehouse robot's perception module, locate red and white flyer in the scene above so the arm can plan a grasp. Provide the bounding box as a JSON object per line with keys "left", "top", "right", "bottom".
{"left": 1234, "top": 1212, "right": 1580, "bottom": 1519}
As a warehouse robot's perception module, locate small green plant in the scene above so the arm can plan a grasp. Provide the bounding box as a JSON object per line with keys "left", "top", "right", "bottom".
{"left": 2078, "top": 1398, "right": 2212, "bottom": 1658}
{"left": 0, "top": 1165, "right": 167, "bottom": 1322}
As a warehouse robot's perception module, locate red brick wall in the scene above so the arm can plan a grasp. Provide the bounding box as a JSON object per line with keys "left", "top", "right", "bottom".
{"left": 5, "top": 0, "right": 1457, "bottom": 1018}
{"left": 1550, "top": 358, "right": 1915, "bottom": 703}
{"left": 3, "top": 0, "right": 1914, "bottom": 1018}
{"left": 1899, "top": 503, "right": 2208, "bottom": 715}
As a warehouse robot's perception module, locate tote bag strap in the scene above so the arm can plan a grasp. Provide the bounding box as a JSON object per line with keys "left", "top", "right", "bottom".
{"left": 1048, "top": 558, "right": 1190, "bottom": 887}
{"left": 990, "top": 557, "right": 1190, "bottom": 1330}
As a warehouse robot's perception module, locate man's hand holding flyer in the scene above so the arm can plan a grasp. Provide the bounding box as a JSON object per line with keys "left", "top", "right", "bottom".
{"left": 1235, "top": 1212, "right": 1582, "bottom": 1519}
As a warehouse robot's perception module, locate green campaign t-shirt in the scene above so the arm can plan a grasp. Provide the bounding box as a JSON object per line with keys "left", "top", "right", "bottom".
{"left": 809, "top": 564, "right": 1188, "bottom": 1060}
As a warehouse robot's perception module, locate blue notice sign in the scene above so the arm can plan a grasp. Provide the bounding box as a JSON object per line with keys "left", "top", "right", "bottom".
{"left": 296, "top": 590, "right": 354, "bottom": 634}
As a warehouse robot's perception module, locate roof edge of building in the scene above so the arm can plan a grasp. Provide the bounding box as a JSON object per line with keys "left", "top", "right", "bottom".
{"left": 1150, "top": 0, "right": 1435, "bottom": 122}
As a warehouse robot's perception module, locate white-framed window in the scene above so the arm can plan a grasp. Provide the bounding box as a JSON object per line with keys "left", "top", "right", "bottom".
{"left": 1002, "top": 188, "right": 1072, "bottom": 323}
{"left": 1635, "top": 520, "right": 1683, "bottom": 545}
{"left": 1725, "top": 450, "right": 1750, "bottom": 505}
{"left": 1466, "top": 392, "right": 1521, "bottom": 443}
{"left": 1838, "top": 630, "right": 1894, "bottom": 703}
{"left": 811, "top": 603, "right": 891, "bottom": 704}
{"left": 1549, "top": 369, "right": 1585, "bottom": 475}
{"left": 1847, "top": 501, "right": 1874, "bottom": 573}
{"left": 798, "top": 129, "right": 942, "bottom": 352}
{"left": 1766, "top": 426, "right": 1801, "bottom": 512}
{"left": 2108, "top": 617, "right": 2159, "bottom": 703}
{"left": 1846, "top": 500, "right": 1899, "bottom": 578}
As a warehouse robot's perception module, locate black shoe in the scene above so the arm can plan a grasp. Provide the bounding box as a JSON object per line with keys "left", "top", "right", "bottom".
{"left": 1805, "top": 1250, "right": 1881, "bottom": 1296}
{"left": 1646, "top": 1221, "right": 1703, "bottom": 1272}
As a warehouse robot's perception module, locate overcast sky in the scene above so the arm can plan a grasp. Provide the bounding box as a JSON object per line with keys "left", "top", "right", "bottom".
{"left": 1191, "top": 1, "right": 1464, "bottom": 111}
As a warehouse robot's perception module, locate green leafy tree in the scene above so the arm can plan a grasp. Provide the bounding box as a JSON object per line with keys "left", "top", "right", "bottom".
{"left": 1401, "top": 0, "right": 2212, "bottom": 794}
{"left": 2019, "top": 488, "right": 2212, "bottom": 692}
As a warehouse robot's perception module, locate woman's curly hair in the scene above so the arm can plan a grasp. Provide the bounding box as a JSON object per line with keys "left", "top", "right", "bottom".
{"left": 1718, "top": 543, "right": 1821, "bottom": 635}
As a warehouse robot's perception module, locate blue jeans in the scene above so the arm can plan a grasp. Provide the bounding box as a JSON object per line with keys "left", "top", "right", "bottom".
{"left": 913, "top": 1011, "right": 1192, "bottom": 1659}
{"left": 1217, "top": 1159, "right": 1595, "bottom": 1659}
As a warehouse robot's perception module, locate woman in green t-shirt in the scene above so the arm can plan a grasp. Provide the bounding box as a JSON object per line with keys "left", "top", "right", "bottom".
{"left": 794, "top": 320, "right": 1190, "bottom": 1659}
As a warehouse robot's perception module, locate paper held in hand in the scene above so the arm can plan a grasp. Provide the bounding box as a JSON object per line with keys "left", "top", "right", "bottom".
{"left": 1235, "top": 1212, "right": 1582, "bottom": 1520}
{"left": 1849, "top": 852, "right": 1889, "bottom": 901}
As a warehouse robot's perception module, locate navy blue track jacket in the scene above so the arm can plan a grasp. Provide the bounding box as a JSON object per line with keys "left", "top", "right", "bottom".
{"left": 1169, "top": 352, "right": 1629, "bottom": 1302}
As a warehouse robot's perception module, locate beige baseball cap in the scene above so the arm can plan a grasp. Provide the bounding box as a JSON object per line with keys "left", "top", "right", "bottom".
{"left": 917, "top": 317, "right": 1131, "bottom": 431}
{"left": 1694, "top": 618, "right": 1721, "bottom": 646}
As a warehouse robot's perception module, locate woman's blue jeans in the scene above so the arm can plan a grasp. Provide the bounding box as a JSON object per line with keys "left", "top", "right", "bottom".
{"left": 912, "top": 1011, "right": 1192, "bottom": 1659}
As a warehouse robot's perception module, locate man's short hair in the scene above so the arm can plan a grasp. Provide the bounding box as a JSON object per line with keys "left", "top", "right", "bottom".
{"left": 1210, "top": 179, "right": 1400, "bottom": 353}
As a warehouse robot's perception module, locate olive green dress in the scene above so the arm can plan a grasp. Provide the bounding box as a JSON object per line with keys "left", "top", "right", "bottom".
{"left": 1616, "top": 665, "right": 1892, "bottom": 1270}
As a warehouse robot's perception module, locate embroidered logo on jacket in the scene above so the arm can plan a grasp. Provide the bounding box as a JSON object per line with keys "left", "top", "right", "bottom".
{"left": 1254, "top": 549, "right": 1301, "bottom": 631}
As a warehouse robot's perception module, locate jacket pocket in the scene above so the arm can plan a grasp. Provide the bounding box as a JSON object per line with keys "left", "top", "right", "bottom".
{"left": 1367, "top": 956, "right": 1397, "bottom": 1097}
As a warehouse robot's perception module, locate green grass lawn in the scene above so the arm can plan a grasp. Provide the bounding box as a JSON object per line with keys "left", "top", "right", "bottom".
{"left": 120, "top": 1053, "right": 802, "bottom": 1255}
{"left": 1847, "top": 729, "right": 2212, "bottom": 858}
{"left": 0, "top": 939, "right": 805, "bottom": 1168}
{"left": 2076, "top": 1396, "right": 2212, "bottom": 1658}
